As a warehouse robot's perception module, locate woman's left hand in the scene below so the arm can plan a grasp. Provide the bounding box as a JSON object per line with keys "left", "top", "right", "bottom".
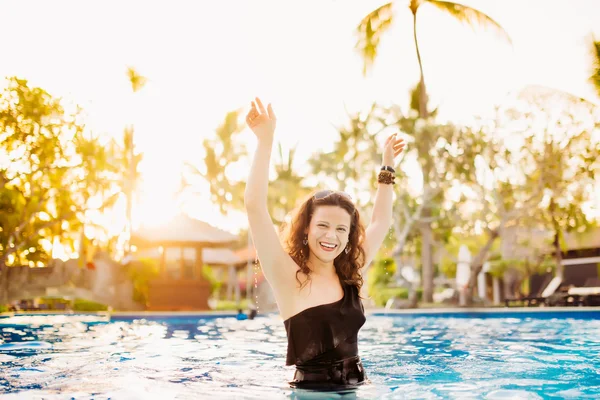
{"left": 382, "top": 133, "right": 406, "bottom": 166}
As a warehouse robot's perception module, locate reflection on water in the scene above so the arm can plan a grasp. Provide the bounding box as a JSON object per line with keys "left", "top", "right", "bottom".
{"left": 1, "top": 313, "right": 599, "bottom": 399}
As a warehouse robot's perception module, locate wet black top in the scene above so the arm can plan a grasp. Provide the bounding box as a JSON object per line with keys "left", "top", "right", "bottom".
{"left": 283, "top": 281, "right": 366, "bottom": 366}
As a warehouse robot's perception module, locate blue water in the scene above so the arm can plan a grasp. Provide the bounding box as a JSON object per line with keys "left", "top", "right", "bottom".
{"left": 1, "top": 311, "right": 599, "bottom": 399}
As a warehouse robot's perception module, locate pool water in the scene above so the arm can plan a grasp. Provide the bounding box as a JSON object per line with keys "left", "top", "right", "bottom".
{"left": 1, "top": 311, "right": 599, "bottom": 399}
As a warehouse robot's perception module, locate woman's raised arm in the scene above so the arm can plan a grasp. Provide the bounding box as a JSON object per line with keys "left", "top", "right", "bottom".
{"left": 244, "top": 98, "right": 295, "bottom": 284}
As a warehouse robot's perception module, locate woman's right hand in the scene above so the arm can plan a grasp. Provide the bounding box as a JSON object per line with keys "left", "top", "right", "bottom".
{"left": 246, "top": 97, "right": 276, "bottom": 140}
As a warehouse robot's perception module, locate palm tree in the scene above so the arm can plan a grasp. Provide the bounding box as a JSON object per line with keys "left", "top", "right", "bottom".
{"left": 269, "top": 143, "right": 312, "bottom": 225}
{"left": 124, "top": 67, "right": 147, "bottom": 253}
{"left": 356, "top": 0, "right": 511, "bottom": 118}
{"left": 355, "top": 0, "right": 510, "bottom": 303}
{"left": 590, "top": 36, "right": 600, "bottom": 97}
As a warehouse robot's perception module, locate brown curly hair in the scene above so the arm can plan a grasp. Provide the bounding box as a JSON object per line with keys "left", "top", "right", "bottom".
{"left": 281, "top": 191, "right": 366, "bottom": 293}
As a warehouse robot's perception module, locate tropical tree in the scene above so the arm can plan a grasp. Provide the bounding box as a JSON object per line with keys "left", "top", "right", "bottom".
{"left": 308, "top": 103, "right": 388, "bottom": 208}
{"left": 394, "top": 98, "right": 488, "bottom": 302}
{"left": 0, "top": 77, "right": 119, "bottom": 303}
{"left": 183, "top": 109, "right": 310, "bottom": 226}
{"left": 487, "top": 237, "right": 557, "bottom": 300}
{"left": 308, "top": 94, "right": 484, "bottom": 305}
{"left": 515, "top": 87, "right": 600, "bottom": 278}
{"left": 123, "top": 67, "right": 147, "bottom": 253}
{"left": 355, "top": 0, "right": 511, "bottom": 302}
{"left": 356, "top": 0, "right": 511, "bottom": 118}
{"left": 268, "top": 143, "right": 312, "bottom": 225}
{"left": 307, "top": 103, "right": 403, "bottom": 301}
{"left": 462, "top": 147, "right": 543, "bottom": 303}
{"left": 589, "top": 36, "right": 600, "bottom": 97}
{"left": 185, "top": 109, "right": 247, "bottom": 215}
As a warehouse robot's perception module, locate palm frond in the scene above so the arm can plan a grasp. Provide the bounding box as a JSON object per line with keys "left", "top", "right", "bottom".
{"left": 126, "top": 67, "right": 147, "bottom": 93}
{"left": 590, "top": 38, "right": 600, "bottom": 97}
{"left": 427, "top": 0, "right": 512, "bottom": 44}
{"left": 355, "top": 2, "right": 395, "bottom": 76}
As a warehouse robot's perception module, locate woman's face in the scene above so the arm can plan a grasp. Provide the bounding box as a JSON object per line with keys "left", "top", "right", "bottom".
{"left": 305, "top": 205, "right": 352, "bottom": 263}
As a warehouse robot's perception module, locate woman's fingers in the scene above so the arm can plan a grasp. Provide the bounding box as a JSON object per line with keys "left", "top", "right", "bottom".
{"left": 392, "top": 136, "right": 405, "bottom": 157}
{"left": 267, "top": 103, "right": 276, "bottom": 121}
{"left": 255, "top": 97, "right": 267, "bottom": 115}
{"left": 385, "top": 134, "right": 395, "bottom": 148}
{"left": 394, "top": 141, "right": 406, "bottom": 155}
{"left": 250, "top": 97, "right": 276, "bottom": 121}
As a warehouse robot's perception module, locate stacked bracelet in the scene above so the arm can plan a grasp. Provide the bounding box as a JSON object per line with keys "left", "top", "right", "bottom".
{"left": 378, "top": 170, "right": 395, "bottom": 185}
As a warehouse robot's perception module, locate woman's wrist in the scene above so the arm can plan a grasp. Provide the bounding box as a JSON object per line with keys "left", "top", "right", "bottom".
{"left": 256, "top": 135, "right": 274, "bottom": 147}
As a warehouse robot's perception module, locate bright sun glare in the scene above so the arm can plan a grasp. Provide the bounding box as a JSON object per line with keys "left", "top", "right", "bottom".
{"left": 1, "top": 0, "right": 599, "bottom": 241}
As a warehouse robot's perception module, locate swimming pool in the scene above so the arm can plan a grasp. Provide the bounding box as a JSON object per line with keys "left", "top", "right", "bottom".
{"left": 1, "top": 309, "right": 599, "bottom": 399}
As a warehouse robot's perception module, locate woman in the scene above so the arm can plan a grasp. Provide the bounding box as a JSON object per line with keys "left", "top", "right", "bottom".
{"left": 244, "top": 97, "right": 405, "bottom": 390}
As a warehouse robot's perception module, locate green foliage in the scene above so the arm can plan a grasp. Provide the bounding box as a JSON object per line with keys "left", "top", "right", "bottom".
{"left": 439, "top": 256, "right": 457, "bottom": 279}
{"left": 213, "top": 299, "right": 250, "bottom": 311}
{"left": 512, "top": 90, "right": 600, "bottom": 273}
{"left": 355, "top": 2, "right": 394, "bottom": 76}
{"left": 369, "top": 286, "right": 423, "bottom": 307}
{"left": 201, "top": 264, "right": 223, "bottom": 297}
{"left": 0, "top": 77, "right": 121, "bottom": 271}
{"left": 198, "top": 110, "right": 247, "bottom": 214}
{"left": 38, "top": 297, "right": 71, "bottom": 308}
{"left": 367, "top": 257, "right": 396, "bottom": 294}
{"left": 370, "top": 287, "right": 408, "bottom": 307}
{"left": 126, "top": 67, "right": 147, "bottom": 93}
{"left": 488, "top": 254, "right": 556, "bottom": 280}
{"left": 126, "top": 258, "right": 160, "bottom": 305}
{"left": 267, "top": 143, "right": 312, "bottom": 224}
{"left": 590, "top": 38, "right": 600, "bottom": 97}
{"left": 183, "top": 111, "right": 310, "bottom": 226}
{"left": 308, "top": 103, "right": 390, "bottom": 211}
{"left": 73, "top": 299, "right": 108, "bottom": 311}
{"left": 439, "top": 234, "right": 501, "bottom": 279}
{"left": 366, "top": 257, "right": 424, "bottom": 306}
{"left": 355, "top": 0, "right": 510, "bottom": 76}
{"left": 355, "top": 0, "right": 510, "bottom": 301}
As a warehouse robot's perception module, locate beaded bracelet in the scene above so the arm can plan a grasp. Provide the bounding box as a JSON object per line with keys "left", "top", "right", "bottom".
{"left": 378, "top": 170, "right": 395, "bottom": 185}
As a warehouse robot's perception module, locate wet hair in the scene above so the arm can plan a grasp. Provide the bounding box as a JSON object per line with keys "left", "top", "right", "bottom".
{"left": 282, "top": 191, "right": 366, "bottom": 293}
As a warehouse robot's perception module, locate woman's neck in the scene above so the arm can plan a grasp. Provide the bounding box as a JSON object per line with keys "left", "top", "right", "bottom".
{"left": 307, "top": 256, "right": 336, "bottom": 277}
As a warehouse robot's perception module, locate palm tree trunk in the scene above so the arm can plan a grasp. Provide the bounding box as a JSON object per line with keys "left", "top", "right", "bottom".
{"left": 412, "top": 11, "right": 428, "bottom": 119}
{"left": 466, "top": 228, "right": 500, "bottom": 305}
{"left": 549, "top": 197, "right": 564, "bottom": 279}
{"left": 419, "top": 215, "right": 434, "bottom": 303}
{"left": 412, "top": 9, "right": 434, "bottom": 303}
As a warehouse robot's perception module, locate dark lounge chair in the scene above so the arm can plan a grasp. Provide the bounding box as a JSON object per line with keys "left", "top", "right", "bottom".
{"left": 567, "top": 278, "right": 600, "bottom": 306}
{"left": 505, "top": 276, "right": 562, "bottom": 307}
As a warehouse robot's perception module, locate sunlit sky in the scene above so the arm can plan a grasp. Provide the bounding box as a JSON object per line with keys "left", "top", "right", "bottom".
{"left": 2, "top": 0, "right": 599, "bottom": 235}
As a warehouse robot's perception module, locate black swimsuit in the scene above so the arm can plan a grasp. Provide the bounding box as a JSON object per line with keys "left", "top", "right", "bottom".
{"left": 283, "top": 281, "right": 368, "bottom": 390}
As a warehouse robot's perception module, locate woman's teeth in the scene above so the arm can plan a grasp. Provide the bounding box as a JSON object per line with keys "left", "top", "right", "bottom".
{"left": 319, "top": 242, "right": 337, "bottom": 251}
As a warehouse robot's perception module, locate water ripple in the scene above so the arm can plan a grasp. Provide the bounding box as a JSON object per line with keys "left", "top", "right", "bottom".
{"left": 0, "top": 313, "right": 599, "bottom": 398}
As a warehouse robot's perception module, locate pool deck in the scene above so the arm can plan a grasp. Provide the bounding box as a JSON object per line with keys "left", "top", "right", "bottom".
{"left": 1, "top": 306, "right": 599, "bottom": 319}
{"left": 368, "top": 306, "right": 600, "bottom": 315}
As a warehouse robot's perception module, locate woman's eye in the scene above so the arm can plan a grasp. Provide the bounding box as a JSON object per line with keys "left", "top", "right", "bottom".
{"left": 337, "top": 228, "right": 346, "bottom": 232}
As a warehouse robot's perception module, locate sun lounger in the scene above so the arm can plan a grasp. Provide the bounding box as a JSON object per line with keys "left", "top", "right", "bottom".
{"left": 566, "top": 278, "right": 600, "bottom": 306}
{"left": 505, "top": 276, "right": 562, "bottom": 307}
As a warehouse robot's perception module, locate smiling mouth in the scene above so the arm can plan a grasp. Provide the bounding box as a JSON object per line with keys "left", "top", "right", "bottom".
{"left": 319, "top": 242, "right": 338, "bottom": 252}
